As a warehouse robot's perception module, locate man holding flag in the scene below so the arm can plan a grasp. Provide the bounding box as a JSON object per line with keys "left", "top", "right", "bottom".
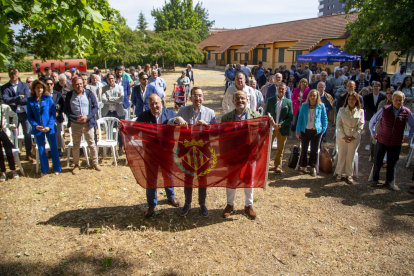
{"left": 168, "top": 87, "right": 217, "bottom": 217}
{"left": 221, "top": 90, "right": 262, "bottom": 219}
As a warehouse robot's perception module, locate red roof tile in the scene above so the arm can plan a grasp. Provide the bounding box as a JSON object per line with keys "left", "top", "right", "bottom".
{"left": 198, "top": 13, "right": 358, "bottom": 53}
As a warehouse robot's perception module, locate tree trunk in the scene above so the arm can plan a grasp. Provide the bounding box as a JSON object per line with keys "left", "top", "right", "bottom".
{"left": 162, "top": 56, "right": 165, "bottom": 69}
{"left": 105, "top": 60, "right": 107, "bottom": 73}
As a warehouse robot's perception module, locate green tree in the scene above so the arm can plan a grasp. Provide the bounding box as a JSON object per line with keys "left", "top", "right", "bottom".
{"left": 0, "top": 0, "right": 118, "bottom": 68}
{"left": 151, "top": 0, "right": 201, "bottom": 40}
{"left": 146, "top": 29, "right": 205, "bottom": 68}
{"left": 194, "top": 2, "right": 214, "bottom": 41}
{"left": 137, "top": 11, "right": 149, "bottom": 33}
{"left": 343, "top": 0, "right": 414, "bottom": 62}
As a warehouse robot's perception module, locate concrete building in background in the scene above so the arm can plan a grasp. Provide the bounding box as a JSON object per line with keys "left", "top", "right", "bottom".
{"left": 318, "top": 0, "right": 348, "bottom": 17}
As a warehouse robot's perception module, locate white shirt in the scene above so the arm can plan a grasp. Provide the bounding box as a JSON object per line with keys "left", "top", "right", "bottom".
{"left": 222, "top": 84, "right": 257, "bottom": 113}
{"left": 241, "top": 66, "right": 251, "bottom": 77}
{"left": 306, "top": 109, "right": 316, "bottom": 130}
{"left": 153, "top": 109, "right": 162, "bottom": 124}
{"left": 390, "top": 72, "right": 407, "bottom": 86}
{"left": 276, "top": 97, "right": 284, "bottom": 124}
{"left": 107, "top": 86, "right": 117, "bottom": 112}
{"left": 140, "top": 85, "right": 147, "bottom": 112}
{"left": 373, "top": 93, "right": 380, "bottom": 106}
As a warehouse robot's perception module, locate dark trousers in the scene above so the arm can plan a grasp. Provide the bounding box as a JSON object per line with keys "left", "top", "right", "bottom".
{"left": 17, "top": 112, "right": 32, "bottom": 157}
{"left": 299, "top": 129, "right": 322, "bottom": 168}
{"left": 372, "top": 141, "right": 401, "bottom": 182}
{"left": 184, "top": 173, "right": 207, "bottom": 205}
{"left": 0, "top": 132, "right": 16, "bottom": 172}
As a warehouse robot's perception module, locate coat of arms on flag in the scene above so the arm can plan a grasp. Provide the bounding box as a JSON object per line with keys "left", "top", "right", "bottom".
{"left": 173, "top": 138, "right": 217, "bottom": 178}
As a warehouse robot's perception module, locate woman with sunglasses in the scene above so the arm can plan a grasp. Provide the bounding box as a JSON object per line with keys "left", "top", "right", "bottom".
{"left": 380, "top": 76, "right": 391, "bottom": 93}
{"left": 26, "top": 80, "right": 61, "bottom": 176}
{"left": 378, "top": 88, "right": 395, "bottom": 110}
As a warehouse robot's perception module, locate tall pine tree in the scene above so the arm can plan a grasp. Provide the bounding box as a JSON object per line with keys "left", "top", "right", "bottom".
{"left": 136, "top": 11, "right": 148, "bottom": 33}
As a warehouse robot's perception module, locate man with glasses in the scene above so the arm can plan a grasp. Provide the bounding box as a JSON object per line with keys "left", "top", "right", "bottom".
{"left": 101, "top": 73, "right": 125, "bottom": 155}
{"left": 54, "top": 73, "right": 73, "bottom": 99}
{"left": 1, "top": 68, "right": 34, "bottom": 162}
{"left": 168, "top": 87, "right": 216, "bottom": 217}
{"left": 26, "top": 77, "right": 34, "bottom": 88}
{"left": 266, "top": 73, "right": 292, "bottom": 100}
{"left": 44, "top": 77, "right": 65, "bottom": 156}
{"left": 222, "top": 72, "right": 257, "bottom": 114}
{"left": 309, "top": 71, "right": 334, "bottom": 97}
{"left": 131, "top": 72, "right": 164, "bottom": 117}
{"left": 64, "top": 77, "right": 101, "bottom": 175}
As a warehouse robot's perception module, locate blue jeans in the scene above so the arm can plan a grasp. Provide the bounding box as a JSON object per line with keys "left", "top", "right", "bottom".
{"left": 35, "top": 131, "right": 61, "bottom": 174}
{"left": 146, "top": 188, "right": 175, "bottom": 208}
{"left": 104, "top": 111, "right": 125, "bottom": 149}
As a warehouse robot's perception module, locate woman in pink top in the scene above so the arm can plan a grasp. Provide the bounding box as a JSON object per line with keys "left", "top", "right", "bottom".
{"left": 290, "top": 78, "right": 310, "bottom": 138}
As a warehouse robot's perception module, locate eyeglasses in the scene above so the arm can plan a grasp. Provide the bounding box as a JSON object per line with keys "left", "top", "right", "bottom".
{"left": 140, "top": 78, "right": 148, "bottom": 81}
{"left": 26, "top": 81, "right": 32, "bottom": 84}
{"left": 46, "top": 83, "right": 54, "bottom": 86}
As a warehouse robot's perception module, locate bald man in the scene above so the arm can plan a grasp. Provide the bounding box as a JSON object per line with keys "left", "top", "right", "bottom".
{"left": 134, "top": 94, "right": 181, "bottom": 218}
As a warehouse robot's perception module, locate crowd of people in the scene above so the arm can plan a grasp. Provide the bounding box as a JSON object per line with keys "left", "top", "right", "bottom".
{"left": 0, "top": 60, "right": 414, "bottom": 220}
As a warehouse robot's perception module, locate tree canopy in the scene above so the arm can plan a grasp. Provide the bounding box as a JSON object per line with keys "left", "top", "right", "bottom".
{"left": 343, "top": 0, "right": 414, "bottom": 62}
{"left": 151, "top": 0, "right": 214, "bottom": 41}
{"left": 0, "top": 0, "right": 118, "bottom": 68}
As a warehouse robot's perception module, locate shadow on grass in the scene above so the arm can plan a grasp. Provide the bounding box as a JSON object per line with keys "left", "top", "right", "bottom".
{"left": 38, "top": 201, "right": 234, "bottom": 232}
{"left": 0, "top": 252, "right": 136, "bottom": 275}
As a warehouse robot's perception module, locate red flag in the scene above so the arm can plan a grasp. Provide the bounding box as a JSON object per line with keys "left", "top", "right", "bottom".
{"left": 120, "top": 116, "right": 271, "bottom": 189}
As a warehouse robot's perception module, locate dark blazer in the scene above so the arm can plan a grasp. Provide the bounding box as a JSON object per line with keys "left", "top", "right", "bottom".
{"left": 63, "top": 89, "right": 99, "bottom": 129}
{"left": 336, "top": 92, "right": 364, "bottom": 111}
{"left": 117, "top": 78, "right": 131, "bottom": 109}
{"left": 131, "top": 85, "right": 163, "bottom": 117}
{"left": 355, "top": 79, "right": 369, "bottom": 92}
{"left": 258, "top": 74, "right": 267, "bottom": 88}
{"left": 309, "top": 80, "right": 334, "bottom": 97}
{"left": 26, "top": 95, "right": 57, "bottom": 135}
{"left": 52, "top": 90, "right": 65, "bottom": 123}
{"left": 264, "top": 97, "right": 293, "bottom": 136}
{"left": 186, "top": 69, "right": 194, "bottom": 83}
{"left": 363, "top": 92, "right": 385, "bottom": 121}
{"left": 2, "top": 81, "right": 31, "bottom": 113}
{"left": 136, "top": 108, "right": 177, "bottom": 125}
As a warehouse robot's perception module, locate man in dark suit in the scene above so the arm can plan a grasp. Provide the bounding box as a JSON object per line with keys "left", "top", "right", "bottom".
{"left": 363, "top": 81, "right": 385, "bottom": 122}
{"left": 131, "top": 72, "right": 164, "bottom": 117}
{"left": 309, "top": 71, "right": 334, "bottom": 97}
{"left": 135, "top": 94, "right": 181, "bottom": 218}
{"left": 258, "top": 70, "right": 269, "bottom": 89}
{"left": 336, "top": 80, "right": 364, "bottom": 111}
{"left": 264, "top": 83, "right": 293, "bottom": 173}
{"left": 1, "top": 68, "right": 34, "bottom": 162}
{"left": 44, "top": 77, "right": 65, "bottom": 156}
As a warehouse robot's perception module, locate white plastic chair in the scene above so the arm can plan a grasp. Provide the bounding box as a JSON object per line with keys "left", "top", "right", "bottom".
{"left": 17, "top": 124, "right": 24, "bottom": 151}
{"left": 96, "top": 117, "right": 120, "bottom": 166}
{"left": 66, "top": 127, "right": 90, "bottom": 167}
{"left": 4, "top": 131, "right": 25, "bottom": 176}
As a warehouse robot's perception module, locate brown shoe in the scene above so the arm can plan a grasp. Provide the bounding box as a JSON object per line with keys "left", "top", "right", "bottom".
{"left": 168, "top": 198, "right": 180, "bottom": 207}
{"left": 222, "top": 204, "right": 234, "bottom": 218}
{"left": 145, "top": 207, "right": 155, "bottom": 218}
{"left": 72, "top": 165, "right": 80, "bottom": 175}
{"left": 26, "top": 156, "right": 34, "bottom": 163}
{"left": 245, "top": 205, "right": 257, "bottom": 219}
{"left": 93, "top": 164, "right": 102, "bottom": 171}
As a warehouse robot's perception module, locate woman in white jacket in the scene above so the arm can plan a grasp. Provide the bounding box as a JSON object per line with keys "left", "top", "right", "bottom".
{"left": 335, "top": 91, "right": 364, "bottom": 184}
{"left": 0, "top": 102, "right": 19, "bottom": 181}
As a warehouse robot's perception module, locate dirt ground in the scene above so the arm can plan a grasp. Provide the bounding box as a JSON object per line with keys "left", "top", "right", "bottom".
{"left": 1, "top": 67, "right": 414, "bottom": 275}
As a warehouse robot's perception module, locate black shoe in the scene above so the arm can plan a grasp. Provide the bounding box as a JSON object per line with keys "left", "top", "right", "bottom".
{"left": 200, "top": 205, "right": 209, "bottom": 217}
{"left": 385, "top": 181, "right": 398, "bottom": 191}
{"left": 180, "top": 203, "right": 191, "bottom": 216}
{"left": 58, "top": 148, "right": 63, "bottom": 157}
{"left": 145, "top": 207, "right": 155, "bottom": 219}
{"left": 370, "top": 180, "right": 379, "bottom": 187}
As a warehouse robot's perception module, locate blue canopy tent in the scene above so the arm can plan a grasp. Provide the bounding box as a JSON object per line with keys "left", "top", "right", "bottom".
{"left": 296, "top": 42, "right": 361, "bottom": 62}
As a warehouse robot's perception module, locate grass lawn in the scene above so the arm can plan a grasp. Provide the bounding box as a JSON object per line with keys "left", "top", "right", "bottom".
{"left": 0, "top": 67, "right": 414, "bottom": 275}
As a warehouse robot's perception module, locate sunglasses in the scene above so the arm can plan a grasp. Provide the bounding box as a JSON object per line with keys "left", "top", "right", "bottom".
{"left": 46, "top": 83, "right": 54, "bottom": 86}
{"left": 140, "top": 78, "right": 148, "bottom": 80}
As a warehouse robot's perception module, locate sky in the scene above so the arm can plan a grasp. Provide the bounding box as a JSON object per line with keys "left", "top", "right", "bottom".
{"left": 107, "top": 0, "right": 320, "bottom": 30}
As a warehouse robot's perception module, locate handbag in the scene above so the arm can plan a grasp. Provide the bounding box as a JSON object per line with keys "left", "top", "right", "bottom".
{"left": 288, "top": 146, "right": 299, "bottom": 168}
{"left": 319, "top": 148, "right": 333, "bottom": 173}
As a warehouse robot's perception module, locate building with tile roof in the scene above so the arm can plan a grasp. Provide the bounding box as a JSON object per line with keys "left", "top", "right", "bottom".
{"left": 197, "top": 13, "right": 358, "bottom": 71}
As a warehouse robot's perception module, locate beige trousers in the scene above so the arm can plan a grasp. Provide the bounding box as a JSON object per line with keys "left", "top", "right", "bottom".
{"left": 335, "top": 136, "right": 360, "bottom": 176}
{"left": 271, "top": 129, "right": 288, "bottom": 167}
{"left": 70, "top": 121, "right": 98, "bottom": 166}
